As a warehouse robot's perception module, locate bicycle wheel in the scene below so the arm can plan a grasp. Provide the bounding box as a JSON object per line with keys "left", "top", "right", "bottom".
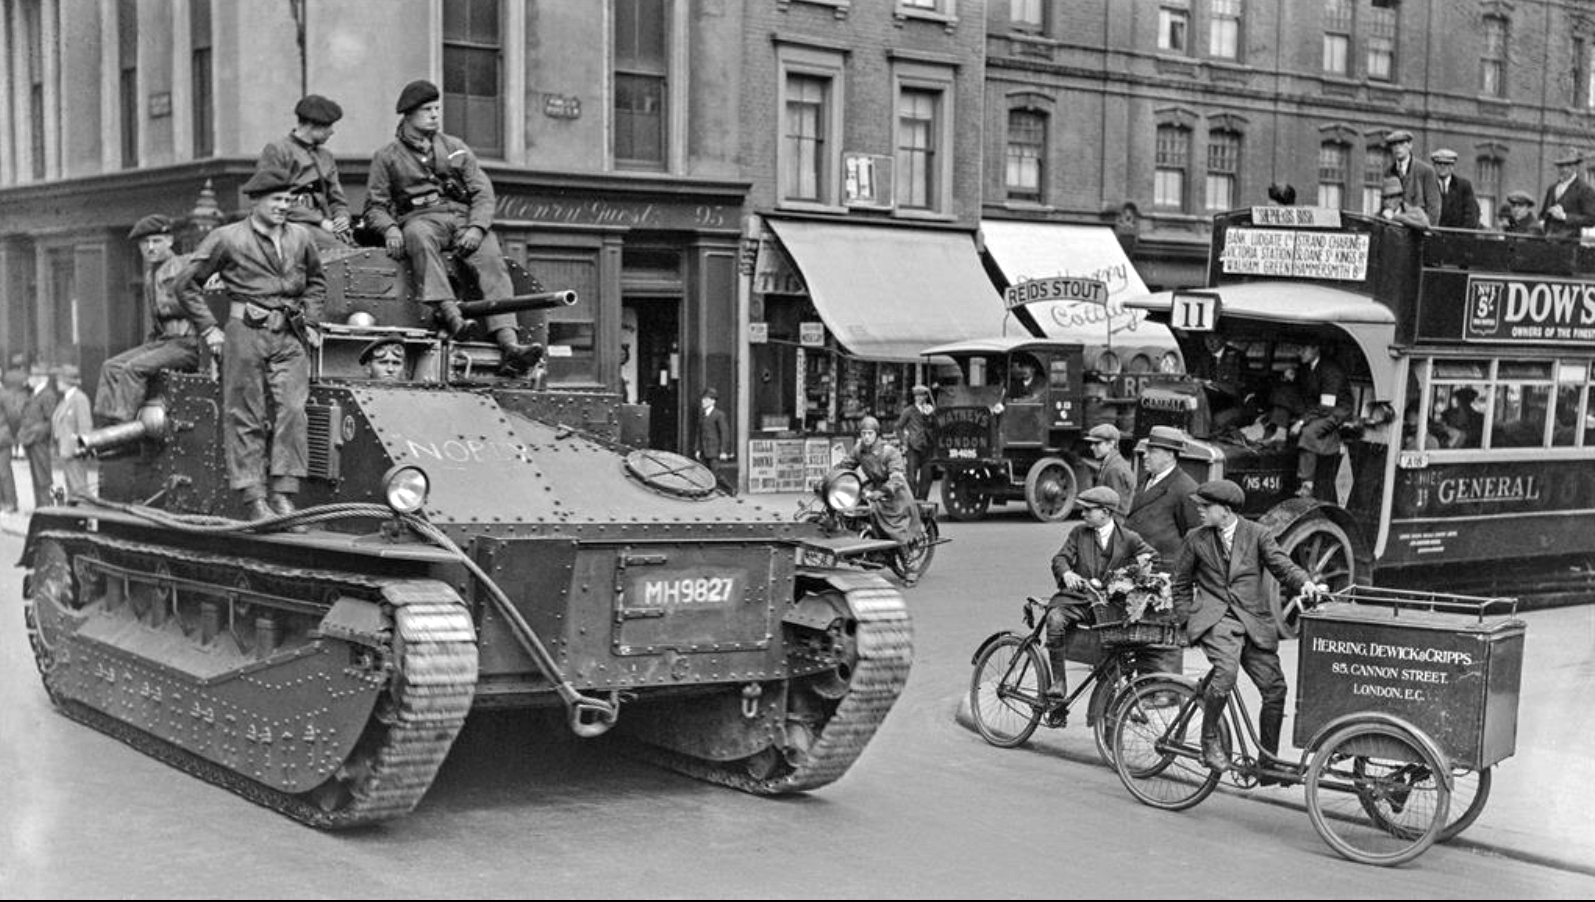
{"left": 1305, "top": 721, "right": 1451, "bottom": 866}
{"left": 1111, "top": 677, "right": 1222, "bottom": 811}
{"left": 1088, "top": 656, "right": 1129, "bottom": 766}
{"left": 1360, "top": 765, "right": 1492, "bottom": 843}
{"left": 970, "top": 635, "right": 1047, "bottom": 748}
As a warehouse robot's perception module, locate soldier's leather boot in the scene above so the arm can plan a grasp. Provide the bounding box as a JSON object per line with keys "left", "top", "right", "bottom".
{"left": 245, "top": 498, "right": 274, "bottom": 522}
{"left": 494, "top": 328, "right": 545, "bottom": 376}
{"left": 268, "top": 493, "right": 307, "bottom": 533}
{"left": 1200, "top": 692, "right": 1230, "bottom": 772}
{"left": 437, "top": 301, "right": 469, "bottom": 338}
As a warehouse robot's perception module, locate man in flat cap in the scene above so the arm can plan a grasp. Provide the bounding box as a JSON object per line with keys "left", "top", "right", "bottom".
{"left": 364, "top": 79, "right": 543, "bottom": 376}
{"left": 1172, "top": 479, "right": 1323, "bottom": 776}
{"left": 1085, "top": 423, "right": 1133, "bottom": 517}
{"left": 1042, "top": 485, "right": 1157, "bottom": 719}
{"left": 50, "top": 364, "right": 92, "bottom": 499}
{"left": 1499, "top": 189, "right": 1544, "bottom": 235}
{"left": 257, "top": 94, "right": 353, "bottom": 249}
{"left": 1541, "top": 148, "right": 1595, "bottom": 240}
{"left": 175, "top": 165, "right": 325, "bottom": 524}
{"left": 94, "top": 215, "right": 222, "bottom": 426}
{"left": 1384, "top": 130, "right": 1443, "bottom": 226}
{"left": 894, "top": 383, "right": 937, "bottom": 501}
{"left": 360, "top": 337, "right": 406, "bottom": 383}
{"left": 1430, "top": 149, "right": 1480, "bottom": 229}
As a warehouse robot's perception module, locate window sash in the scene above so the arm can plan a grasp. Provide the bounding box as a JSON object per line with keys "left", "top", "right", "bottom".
{"left": 896, "top": 89, "right": 938, "bottom": 209}
{"left": 1006, "top": 111, "right": 1044, "bottom": 199}
{"left": 784, "top": 75, "right": 827, "bottom": 202}
{"left": 1323, "top": 35, "right": 1349, "bottom": 75}
{"left": 1159, "top": 8, "right": 1189, "bottom": 52}
{"left": 1155, "top": 169, "right": 1186, "bottom": 209}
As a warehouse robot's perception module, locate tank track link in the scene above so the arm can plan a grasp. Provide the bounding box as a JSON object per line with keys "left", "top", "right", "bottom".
{"left": 638, "top": 575, "right": 912, "bottom": 793}
{"left": 29, "top": 532, "right": 477, "bottom": 829}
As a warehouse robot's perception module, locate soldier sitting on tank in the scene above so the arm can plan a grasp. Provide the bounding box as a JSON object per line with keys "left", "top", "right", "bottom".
{"left": 363, "top": 79, "right": 543, "bottom": 377}
{"left": 832, "top": 416, "right": 926, "bottom": 580}
{"left": 256, "top": 94, "right": 355, "bottom": 250}
{"left": 94, "top": 215, "right": 224, "bottom": 426}
{"left": 360, "top": 337, "right": 407, "bottom": 383}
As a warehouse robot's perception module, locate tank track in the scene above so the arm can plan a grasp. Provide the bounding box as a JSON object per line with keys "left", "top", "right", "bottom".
{"left": 28, "top": 531, "right": 477, "bottom": 829}
{"left": 638, "top": 576, "right": 912, "bottom": 793}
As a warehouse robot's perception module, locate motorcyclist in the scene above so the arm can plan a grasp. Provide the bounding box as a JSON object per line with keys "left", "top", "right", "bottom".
{"left": 833, "top": 415, "right": 927, "bottom": 582}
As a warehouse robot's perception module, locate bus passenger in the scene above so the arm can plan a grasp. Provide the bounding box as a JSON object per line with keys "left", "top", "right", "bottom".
{"left": 1431, "top": 149, "right": 1481, "bottom": 230}
{"left": 1402, "top": 406, "right": 1438, "bottom": 450}
{"left": 1499, "top": 191, "right": 1545, "bottom": 235}
{"left": 1289, "top": 343, "right": 1352, "bottom": 499}
{"left": 1439, "top": 387, "right": 1483, "bottom": 448}
{"left": 1540, "top": 148, "right": 1595, "bottom": 240}
{"left": 1379, "top": 176, "right": 1430, "bottom": 230}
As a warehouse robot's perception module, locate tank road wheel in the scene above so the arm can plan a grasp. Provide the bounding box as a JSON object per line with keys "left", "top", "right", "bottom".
{"left": 1023, "top": 457, "right": 1078, "bottom": 522}
{"left": 941, "top": 474, "right": 991, "bottom": 522}
{"left": 1271, "top": 515, "right": 1356, "bottom": 638}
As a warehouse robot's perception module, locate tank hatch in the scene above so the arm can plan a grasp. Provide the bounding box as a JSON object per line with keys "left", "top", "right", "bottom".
{"left": 623, "top": 449, "right": 718, "bottom": 499}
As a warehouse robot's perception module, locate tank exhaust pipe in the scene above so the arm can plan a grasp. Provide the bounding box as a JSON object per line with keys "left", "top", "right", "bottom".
{"left": 77, "top": 402, "right": 170, "bottom": 457}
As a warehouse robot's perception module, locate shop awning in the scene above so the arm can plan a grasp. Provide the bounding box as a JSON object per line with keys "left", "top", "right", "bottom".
{"left": 980, "top": 220, "right": 1173, "bottom": 349}
{"left": 766, "top": 219, "right": 1005, "bottom": 362}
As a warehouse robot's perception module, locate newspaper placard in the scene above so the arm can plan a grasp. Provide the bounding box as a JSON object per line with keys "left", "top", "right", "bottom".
{"left": 776, "top": 439, "right": 809, "bottom": 492}
{"left": 804, "top": 438, "right": 834, "bottom": 490}
{"left": 746, "top": 439, "right": 780, "bottom": 493}
{"left": 1249, "top": 206, "right": 1343, "bottom": 228}
{"left": 1220, "top": 228, "right": 1369, "bottom": 281}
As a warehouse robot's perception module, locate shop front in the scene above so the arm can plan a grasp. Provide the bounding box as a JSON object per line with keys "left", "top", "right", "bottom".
{"left": 743, "top": 216, "right": 1004, "bottom": 494}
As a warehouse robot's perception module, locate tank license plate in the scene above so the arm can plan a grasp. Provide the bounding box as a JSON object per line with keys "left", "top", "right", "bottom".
{"left": 630, "top": 574, "right": 744, "bottom": 608}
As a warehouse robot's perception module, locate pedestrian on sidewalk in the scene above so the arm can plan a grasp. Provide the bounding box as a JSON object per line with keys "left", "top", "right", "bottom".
{"left": 0, "top": 361, "right": 21, "bottom": 512}
{"left": 18, "top": 365, "right": 58, "bottom": 509}
{"left": 51, "top": 365, "right": 93, "bottom": 500}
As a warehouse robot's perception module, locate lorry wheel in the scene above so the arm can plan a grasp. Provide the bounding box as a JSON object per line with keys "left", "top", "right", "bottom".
{"left": 1024, "top": 457, "right": 1077, "bottom": 522}
{"left": 941, "top": 476, "right": 991, "bottom": 522}
{"left": 1271, "top": 514, "right": 1357, "bottom": 637}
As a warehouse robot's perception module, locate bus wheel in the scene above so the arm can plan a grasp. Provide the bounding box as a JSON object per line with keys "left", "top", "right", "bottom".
{"left": 941, "top": 475, "right": 991, "bottom": 522}
{"left": 1023, "top": 457, "right": 1077, "bottom": 522}
{"left": 1272, "top": 515, "right": 1357, "bottom": 637}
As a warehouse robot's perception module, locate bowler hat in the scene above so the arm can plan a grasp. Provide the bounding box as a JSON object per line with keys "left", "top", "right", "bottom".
{"left": 242, "top": 165, "right": 294, "bottom": 197}
{"left": 1384, "top": 130, "right": 1414, "bottom": 146}
{"left": 1506, "top": 190, "right": 1536, "bottom": 206}
{"left": 701, "top": 386, "right": 718, "bottom": 400}
{"left": 396, "top": 79, "right": 441, "bottom": 114}
{"left": 294, "top": 94, "right": 343, "bottom": 126}
{"left": 128, "top": 214, "right": 173, "bottom": 241}
{"left": 1075, "top": 486, "right": 1121, "bottom": 511}
{"left": 55, "top": 364, "right": 80, "bottom": 379}
{"left": 1430, "top": 148, "right": 1458, "bottom": 164}
{"left": 1086, "top": 423, "right": 1121, "bottom": 444}
{"left": 1555, "top": 148, "right": 1585, "bottom": 166}
{"left": 358, "top": 337, "right": 405, "bottom": 365}
{"left": 1192, "top": 479, "right": 1245, "bottom": 509}
{"left": 1145, "top": 425, "right": 1186, "bottom": 453}
{"left": 1381, "top": 176, "right": 1406, "bottom": 198}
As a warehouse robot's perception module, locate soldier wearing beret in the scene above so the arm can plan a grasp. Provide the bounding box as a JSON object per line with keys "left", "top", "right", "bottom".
{"left": 1384, "top": 130, "right": 1443, "bottom": 226}
{"left": 364, "top": 79, "right": 543, "bottom": 376}
{"left": 1172, "top": 479, "right": 1324, "bottom": 777}
{"left": 1499, "top": 189, "right": 1544, "bottom": 235}
{"left": 256, "top": 94, "right": 353, "bottom": 248}
{"left": 94, "top": 215, "right": 223, "bottom": 426}
{"left": 1430, "top": 149, "right": 1480, "bottom": 230}
{"left": 175, "top": 165, "right": 325, "bottom": 525}
{"left": 1540, "top": 148, "right": 1595, "bottom": 240}
{"left": 1042, "top": 486, "right": 1157, "bottom": 720}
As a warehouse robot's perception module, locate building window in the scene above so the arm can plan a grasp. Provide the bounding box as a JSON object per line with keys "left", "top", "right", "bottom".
{"left": 896, "top": 88, "right": 939, "bottom": 210}
{"left": 1159, "top": 4, "right": 1190, "bottom": 53}
{"left": 443, "top": 0, "right": 502, "bottom": 158}
{"left": 1206, "top": 129, "right": 1240, "bottom": 212}
{"left": 1362, "top": 145, "right": 1390, "bottom": 216}
{"left": 1318, "top": 142, "right": 1349, "bottom": 209}
{"left": 1010, "top": 0, "right": 1043, "bottom": 31}
{"left": 1323, "top": 0, "right": 1351, "bottom": 76}
{"left": 191, "top": 0, "right": 213, "bottom": 158}
{"left": 1482, "top": 15, "right": 1508, "bottom": 98}
{"left": 1576, "top": 38, "right": 1595, "bottom": 109}
{"left": 117, "top": 0, "right": 137, "bottom": 170}
{"left": 1155, "top": 124, "right": 1190, "bottom": 210}
{"left": 1005, "top": 109, "right": 1045, "bottom": 203}
{"left": 784, "top": 74, "right": 828, "bottom": 202}
{"left": 1367, "top": 4, "right": 1395, "bottom": 82}
{"left": 1210, "top": 0, "right": 1241, "bottom": 60}
{"left": 1476, "top": 157, "right": 1502, "bottom": 227}
{"left": 613, "top": 0, "right": 668, "bottom": 169}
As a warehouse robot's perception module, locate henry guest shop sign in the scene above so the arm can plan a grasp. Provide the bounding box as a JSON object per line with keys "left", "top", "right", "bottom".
{"left": 1464, "top": 274, "right": 1595, "bottom": 344}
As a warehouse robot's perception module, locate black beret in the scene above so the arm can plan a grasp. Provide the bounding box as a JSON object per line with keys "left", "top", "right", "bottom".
{"left": 396, "top": 79, "right": 441, "bottom": 114}
{"left": 359, "top": 337, "right": 405, "bottom": 365}
{"left": 242, "top": 165, "right": 294, "bottom": 197}
{"left": 294, "top": 94, "right": 343, "bottom": 125}
{"left": 1192, "top": 479, "right": 1245, "bottom": 510}
{"left": 128, "top": 214, "right": 174, "bottom": 240}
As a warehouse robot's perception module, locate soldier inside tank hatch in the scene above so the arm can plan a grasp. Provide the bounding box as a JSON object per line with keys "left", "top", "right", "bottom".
{"left": 360, "top": 337, "right": 406, "bottom": 383}
{"left": 363, "top": 79, "right": 544, "bottom": 377}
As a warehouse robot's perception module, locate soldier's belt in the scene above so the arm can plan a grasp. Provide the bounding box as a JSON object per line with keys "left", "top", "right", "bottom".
{"left": 230, "top": 300, "right": 295, "bottom": 333}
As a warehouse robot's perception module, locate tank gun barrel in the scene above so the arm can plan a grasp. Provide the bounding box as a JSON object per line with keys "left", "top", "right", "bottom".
{"left": 454, "top": 290, "right": 578, "bottom": 319}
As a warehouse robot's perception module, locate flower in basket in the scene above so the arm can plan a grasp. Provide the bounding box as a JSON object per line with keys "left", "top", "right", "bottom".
{"left": 1104, "top": 553, "right": 1173, "bottom": 624}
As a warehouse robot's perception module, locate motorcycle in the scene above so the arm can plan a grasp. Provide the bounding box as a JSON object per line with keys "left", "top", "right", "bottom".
{"left": 796, "top": 470, "right": 943, "bottom": 585}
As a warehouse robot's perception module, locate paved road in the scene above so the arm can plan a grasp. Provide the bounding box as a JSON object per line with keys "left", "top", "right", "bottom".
{"left": 1, "top": 503, "right": 1592, "bottom": 898}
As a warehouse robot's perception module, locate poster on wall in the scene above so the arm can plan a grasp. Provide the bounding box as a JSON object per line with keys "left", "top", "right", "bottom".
{"left": 776, "top": 440, "right": 809, "bottom": 492}
{"left": 746, "top": 439, "right": 780, "bottom": 493}
{"left": 800, "top": 322, "right": 826, "bottom": 346}
{"left": 804, "top": 438, "right": 834, "bottom": 489}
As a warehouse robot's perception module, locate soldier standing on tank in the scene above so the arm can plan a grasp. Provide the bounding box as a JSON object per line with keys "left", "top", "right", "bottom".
{"left": 175, "top": 165, "right": 325, "bottom": 523}
{"left": 256, "top": 94, "right": 354, "bottom": 250}
{"left": 94, "top": 215, "right": 223, "bottom": 425}
{"left": 364, "top": 79, "right": 543, "bottom": 376}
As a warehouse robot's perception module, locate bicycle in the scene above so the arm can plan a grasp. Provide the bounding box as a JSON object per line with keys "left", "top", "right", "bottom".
{"left": 969, "top": 584, "right": 1180, "bottom": 765}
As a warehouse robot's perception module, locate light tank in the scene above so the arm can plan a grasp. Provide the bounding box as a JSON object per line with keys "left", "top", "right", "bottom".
{"left": 20, "top": 246, "right": 912, "bottom": 827}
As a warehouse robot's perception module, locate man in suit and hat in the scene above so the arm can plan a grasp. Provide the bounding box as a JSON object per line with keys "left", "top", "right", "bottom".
{"left": 1290, "top": 341, "right": 1354, "bottom": 500}
{"left": 1540, "top": 148, "right": 1595, "bottom": 240}
{"left": 1172, "top": 479, "right": 1323, "bottom": 775}
{"left": 51, "top": 365, "right": 93, "bottom": 499}
{"left": 1125, "top": 426, "right": 1199, "bottom": 678}
{"left": 365, "top": 79, "right": 543, "bottom": 376}
{"left": 895, "top": 383, "right": 937, "bottom": 501}
{"left": 256, "top": 94, "right": 353, "bottom": 248}
{"left": 1385, "top": 130, "right": 1443, "bottom": 225}
{"left": 1500, "top": 190, "right": 1545, "bottom": 235}
{"left": 1043, "top": 485, "right": 1157, "bottom": 720}
{"left": 1085, "top": 423, "right": 1133, "bottom": 518}
{"left": 18, "top": 365, "right": 58, "bottom": 509}
{"left": 1431, "top": 149, "right": 1480, "bottom": 230}
{"left": 1379, "top": 175, "right": 1431, "bottom": 229}
{"left": 94, "top": 214, "right": 222, "bottom": 425}
{"left": 696, "top": 387, "right": 735, "bottom": 495}
{"left": 175, "top": 164, "right": 325, "bottom": 524}
{"left": 360, "top": 337, "right": 406, "bottom": 382}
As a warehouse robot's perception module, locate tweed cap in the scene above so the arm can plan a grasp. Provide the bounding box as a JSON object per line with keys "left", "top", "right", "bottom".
{"left": 1145, "top": 425, "right": 1186, "bottom": 453}
{"left": 358, "top": 337, "right": 405, "bottom": 365}
{"left": 396, "top": 79, "right": 441, "bottom": 114}
{"left": 294, "top": 94, "right": 343, "bottom": 125}
{"left": 1384, "top": 130, "right": 1414, "bottom": 146}
{"left": 128, "top": 214, "right": 173, "bottom": 240}
{"left": 1506, "top": 190, "right": 1536, "bottom": 206}
{"left": 1086, "top": 423, "right": 1121, "bottom": 444}
{"left": 1192, "top": 479, "right": 1245, "bottom": 509}
{"left": 1075, "top": 486, "right": 1121, "bottom": 511}
{"left": 242, "top": 165, "right": 294, "bottom": 197}
{"left": 911, "top": 383, "right": 931, "bottom": 396}
{"left": 1430, "top": 148, "right": 1459, "bottom": 164}
{"left": 701, "top": 386, "right": 718, "bottom": 400}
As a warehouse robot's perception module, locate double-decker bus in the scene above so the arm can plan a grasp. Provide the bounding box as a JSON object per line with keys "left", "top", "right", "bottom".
{"left": 1128, "top": 207, "right": 1595, "bottom": 601}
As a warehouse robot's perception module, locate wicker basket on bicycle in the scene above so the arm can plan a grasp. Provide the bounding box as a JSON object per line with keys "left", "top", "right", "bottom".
{"left": 1091, "top": 559, "right": 1179, "bottom": 648}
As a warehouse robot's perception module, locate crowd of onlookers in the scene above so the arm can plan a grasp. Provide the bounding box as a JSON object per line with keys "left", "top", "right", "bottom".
{"left": 0, "top": 353, "right": 95, "bottom": 513}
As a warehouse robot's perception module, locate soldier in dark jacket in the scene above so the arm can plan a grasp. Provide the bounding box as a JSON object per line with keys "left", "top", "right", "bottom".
{"left": 894, "top": 384, "right": 937, "bottom": 501}
{"left": 1431, "top": 149, "right": 1480, "bottom": 230}
{"left": 1541, "top": 148, "right": 1595, "bottom": 240}
{"left": 256, "top": 94, "right": 353, "bottom": 248}
{"left": 364, "top": 79, "right": 542, "bottom": 375}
